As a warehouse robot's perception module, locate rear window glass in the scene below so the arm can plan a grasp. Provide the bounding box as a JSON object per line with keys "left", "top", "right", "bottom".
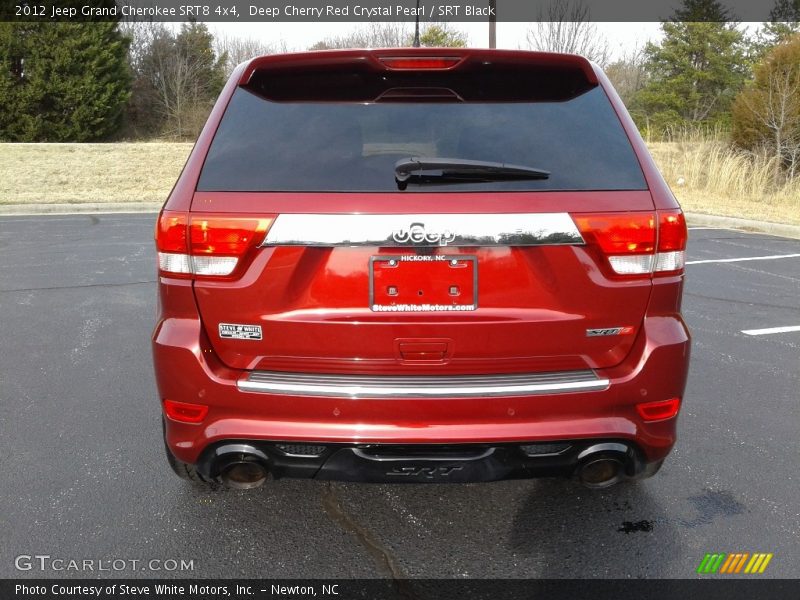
{"left": 197, "top": 86, "right": 647, "bottom": 192}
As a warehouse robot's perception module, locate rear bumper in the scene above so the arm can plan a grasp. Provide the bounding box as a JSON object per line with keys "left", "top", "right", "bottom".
{"left": 194, "top": 439, "right": 647, "bottom": 483}
{"left": 153, "top": 304, "right": 690, "bottom": 476}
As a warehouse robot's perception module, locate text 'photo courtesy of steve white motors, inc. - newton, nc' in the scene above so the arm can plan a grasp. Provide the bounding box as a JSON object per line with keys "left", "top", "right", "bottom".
{"left": 14, "top": 582, "right": 341, "bottom": 597}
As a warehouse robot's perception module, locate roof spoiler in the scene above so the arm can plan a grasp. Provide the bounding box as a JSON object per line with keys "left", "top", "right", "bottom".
{"left": 240, "top": 49, "right": 599, "bottom": 103}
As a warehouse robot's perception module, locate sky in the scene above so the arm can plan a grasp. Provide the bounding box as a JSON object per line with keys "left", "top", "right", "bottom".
{"left": 206, "top": 21, "right": 666, "bottom": 59}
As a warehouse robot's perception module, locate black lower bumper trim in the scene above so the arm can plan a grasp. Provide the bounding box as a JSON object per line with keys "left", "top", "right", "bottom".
{"left": 197, "top": 439, "right": 648, "bottom": 484}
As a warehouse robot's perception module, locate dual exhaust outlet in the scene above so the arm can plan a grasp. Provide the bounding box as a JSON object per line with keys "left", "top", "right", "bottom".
{"left": 219, "top": 459, "right": 270, "bottom": 489}
{"left": 211, "top": 442, "right": 636, "bottom": 490}
{"left": 212, "top": 445, "right": 272, "bottom": 490}
{"left": 573, "top": 443, "right": 634, "bottom": 489}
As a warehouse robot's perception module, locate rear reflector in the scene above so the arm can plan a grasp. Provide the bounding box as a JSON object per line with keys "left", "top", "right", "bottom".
{"left": 636, "top": 397, "right": 681, "bottom": 422}
{"left": 163, "top": 399, "right": 209, "bottom": 423}
{"left": 573, "top": 210, "right": 687, "bottom": 276}
{"left": 379, "top": 56, "right": 462, "bottom": 70}
{"left": 155, "top": 211, "right": 274, "bottom": 278}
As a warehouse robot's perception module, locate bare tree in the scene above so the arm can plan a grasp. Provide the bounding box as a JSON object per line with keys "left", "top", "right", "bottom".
{"left": 122, "top": 21, "right": 168, "bottom": 136}
{"left": 309, "top": 22, "right": 411, "bottom": 50}
{"left": 604, "top": 45, "right": 648, "bottom": 104}
{"left": 124, "top": 22, "right": 225, "bottom": 138}
{"left": 150, "top": 34, "right": 203, "bottom": 137}
{"left": 738, "top": 61, "right": 800, "bottom": 185}
{"left": 121, "top": 21, "right": 163, "bottom": 76}
{"left": 215, "top": 34, "right": 283, "bottom": 76}
{"left": 524, "top": 0, "right": 610, "bottom": 66}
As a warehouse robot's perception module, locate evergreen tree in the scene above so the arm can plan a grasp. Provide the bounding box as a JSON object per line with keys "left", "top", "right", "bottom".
{"left": 416, "top": 24, "right": 469, "bottom": 48}
{"left": 763, "top": 0, "right": 800, "bottom": 46}
{"left": 307, "top": 23, "right": 469, "bottom": 50}
{"left": 751, "top": 0, "right": 800, "bottom": 58}
{"left": 0, "top": 21, "right": 131, "bottom": 141}
{"left": 631, "top": 0, "right": 748, "bottom": 133}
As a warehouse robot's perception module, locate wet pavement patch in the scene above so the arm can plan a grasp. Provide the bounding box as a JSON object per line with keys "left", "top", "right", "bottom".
{"left": 681, "top": 490, "right": 747, "bottom": 528}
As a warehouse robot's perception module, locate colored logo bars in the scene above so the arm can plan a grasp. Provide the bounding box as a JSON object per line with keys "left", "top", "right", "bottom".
{"left": 697, "top": 553, "right": 774, "bottom": 574}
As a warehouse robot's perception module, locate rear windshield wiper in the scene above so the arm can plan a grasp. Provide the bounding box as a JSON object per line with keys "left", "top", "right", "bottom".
{"left": 394, "top": 157, "right": 550, "bottom": 190}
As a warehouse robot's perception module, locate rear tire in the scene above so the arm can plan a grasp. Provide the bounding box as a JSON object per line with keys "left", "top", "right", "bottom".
{"left": 162, "top": 419, "right": 218, "bottom": 488}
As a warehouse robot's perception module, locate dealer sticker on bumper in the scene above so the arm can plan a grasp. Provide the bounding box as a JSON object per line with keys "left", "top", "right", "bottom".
{"left": 219, "top": 323, "right": 262, "bottom": 340}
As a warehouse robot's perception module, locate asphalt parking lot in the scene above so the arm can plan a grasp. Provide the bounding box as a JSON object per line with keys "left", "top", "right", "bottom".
{"left": 0, "top": 214, "right": 798, "bottom": 579}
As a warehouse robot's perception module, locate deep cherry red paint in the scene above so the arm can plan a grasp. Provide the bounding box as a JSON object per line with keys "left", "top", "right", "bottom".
{"left": 153, "top": 49, "right": 691, "bottom": 472}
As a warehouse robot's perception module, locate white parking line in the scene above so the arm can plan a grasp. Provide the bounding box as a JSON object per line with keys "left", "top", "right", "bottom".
{"left": 741, "top": 325, "right": 800, "bottom": 336}
{"left": 686, "top": 253, "right": 800, "bottom": 265}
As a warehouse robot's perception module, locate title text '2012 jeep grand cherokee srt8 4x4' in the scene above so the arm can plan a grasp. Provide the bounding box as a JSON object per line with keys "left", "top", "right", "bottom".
{"left": 152, "top": 49, "right": 690, "bottom": 490}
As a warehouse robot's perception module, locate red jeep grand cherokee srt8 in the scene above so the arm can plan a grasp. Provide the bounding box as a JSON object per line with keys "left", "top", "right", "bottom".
{"left": 152, "top": 49, "right": 690, "bottom": 490}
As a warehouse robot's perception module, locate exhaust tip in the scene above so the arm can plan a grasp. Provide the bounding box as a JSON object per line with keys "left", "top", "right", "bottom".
{"left": 220, "top": 460, "right": 269, "bottom": 490}
{"left": 577, "top": 456, "right": 625, "bottom": 489}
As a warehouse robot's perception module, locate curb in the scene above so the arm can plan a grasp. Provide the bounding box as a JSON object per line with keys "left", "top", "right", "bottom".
{"left": 1, "top": 204, "right": 798, "bottom": 239}
{"left": 684, "top": 212, "right": 800, "bottom": 240}
{"left": 0, "top": 202, "right": 161, "bottom": 215}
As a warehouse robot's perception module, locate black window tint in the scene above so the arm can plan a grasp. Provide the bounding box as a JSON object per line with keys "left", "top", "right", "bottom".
{"left": 197, "top": 87, "right": 647, "bottom": 192}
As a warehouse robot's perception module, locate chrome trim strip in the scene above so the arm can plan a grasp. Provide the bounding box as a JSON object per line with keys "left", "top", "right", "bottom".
{"left": 261, "top": 213, "right": 584, "bottom": 247}
{"left": 237, "top": 370, "right": 609, "bottom": 398}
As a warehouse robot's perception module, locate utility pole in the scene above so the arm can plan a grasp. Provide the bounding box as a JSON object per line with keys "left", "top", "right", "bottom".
{"left": 413, "top": 0, "right": 420, "bottom": 47}
{"left": 489, "top": 0, "right": 496, "bottom": 48}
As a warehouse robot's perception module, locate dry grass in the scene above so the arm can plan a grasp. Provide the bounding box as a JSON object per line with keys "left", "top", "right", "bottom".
{"left": 1, "top": 140, "right": 798, "bottom": 225}
{"left": 0, "top": 142, "right": 192, "bottom": 204}
{"left": 648, "top": 137, "right": 800, "bottom": 226}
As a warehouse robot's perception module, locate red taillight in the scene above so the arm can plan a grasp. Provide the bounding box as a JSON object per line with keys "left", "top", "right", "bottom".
{"left": 573, "top": 210, "right": 686, "bottom": 277}
{"left": 379, "top": 56, "right": 462, "bottom": 70}
{"left": 654, "top": 210, "right": 687, "bottom": 274}
{"left": 190, "top": 217, "right": 272, "bottom": 256}
{"left": 163, "top": 399, "right": 209, "bottom": 423}
{"left": 155, "top": 211, "right": 274, "bottom": 279}
{"left": 657, "top": 211, "right": 687, "bottom": 252}
{"left": 573, "top": 213, "right": 655, "bottom": 255}
{"left": 636, "top": 397, "right": 681, "bottom": 422}
{"left": 156, "top": 212, "right": 188, "bottom": 253}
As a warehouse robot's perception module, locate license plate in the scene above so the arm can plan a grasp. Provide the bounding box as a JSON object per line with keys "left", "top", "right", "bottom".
{"left": 369, "top": 255, "right": 477, "bottom": 312}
